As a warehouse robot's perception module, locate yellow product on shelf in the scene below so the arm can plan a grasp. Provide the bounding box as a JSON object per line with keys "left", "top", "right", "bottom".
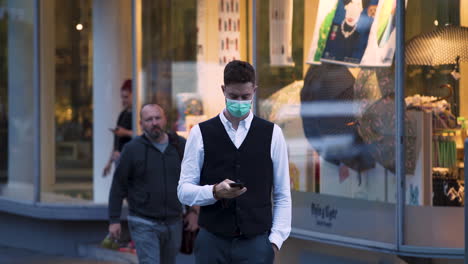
{"left": 289, "top": 161, "right": 300, "bottom": 191}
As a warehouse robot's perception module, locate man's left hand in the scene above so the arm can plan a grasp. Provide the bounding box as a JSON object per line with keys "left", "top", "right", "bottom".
{"left": 272, "top": 243, "right": 279, "bottom": 253}
{"left": 271, "top": 243, "right": 280, "bottom": 263}
{"left": 184, "top": 210, "right": 199, "bottom": 232}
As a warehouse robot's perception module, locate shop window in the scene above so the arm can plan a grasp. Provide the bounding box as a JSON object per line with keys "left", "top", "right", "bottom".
{"left": 0, "top": 0, "right": 36, "bottom": 201}
{"left": 50, "top": 0, "right": 93, "bottom": 202}
{"left": 403, "top": 0, "right": 465, "bottom": 249}
{"left": 256, "top": 0, "right": 397, "bottom": 245}
{"left": 134, "top": 0, "right": 466, "bottom": 250}
{"left": 137, "top": 0, "right": 249, "bottom": 133}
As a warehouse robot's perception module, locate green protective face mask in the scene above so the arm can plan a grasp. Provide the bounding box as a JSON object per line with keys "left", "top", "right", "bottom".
{"left": 226, "top": 98, "right": 252, "bottom": 117}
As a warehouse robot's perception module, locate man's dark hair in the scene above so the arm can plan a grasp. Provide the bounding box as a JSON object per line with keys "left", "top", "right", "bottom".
{"left": 223, "top": 60, "right": 256, "bottom": 86}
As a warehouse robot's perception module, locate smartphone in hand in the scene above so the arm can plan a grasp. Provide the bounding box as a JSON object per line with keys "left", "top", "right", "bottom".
{"left": 229, "top": 182, "right": 244, "bottom": 189}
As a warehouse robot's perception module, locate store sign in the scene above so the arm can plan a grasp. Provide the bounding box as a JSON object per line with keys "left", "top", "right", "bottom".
{"left": 293, "top": 192, "right": 395, "bottom": 243}
{"left": 310, "top": 202, "right": 338, "bottom": 228}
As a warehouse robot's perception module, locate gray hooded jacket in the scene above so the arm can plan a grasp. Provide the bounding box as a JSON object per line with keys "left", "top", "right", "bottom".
{"left": 108, "top": 133, "right": 185, "bottom": 224}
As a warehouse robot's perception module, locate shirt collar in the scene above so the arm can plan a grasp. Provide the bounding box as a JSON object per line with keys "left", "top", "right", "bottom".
{"left": 219, "top": 109, "right": 253, "bottom": 130}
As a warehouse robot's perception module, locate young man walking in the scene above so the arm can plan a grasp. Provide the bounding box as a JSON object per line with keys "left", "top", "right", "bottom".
{"left": 178, "top": 60, "right": 292, "bottom": 263}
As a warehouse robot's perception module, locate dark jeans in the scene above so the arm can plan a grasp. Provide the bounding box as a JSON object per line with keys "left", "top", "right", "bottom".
{"left": 128, "top": 216, "right": 182, "bottom": 264}
{"left": 194, "top": 228, "right": 274, "bottom": 264}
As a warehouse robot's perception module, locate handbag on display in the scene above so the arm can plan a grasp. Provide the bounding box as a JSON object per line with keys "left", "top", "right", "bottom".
{"left": 354, "top": 68, "right": 418, "bottom": 174}
{"left": 300, "top": 63, "right": 375, "bottom": 172}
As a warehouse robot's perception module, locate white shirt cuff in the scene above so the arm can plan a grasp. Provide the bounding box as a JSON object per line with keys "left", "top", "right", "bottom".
{"left": 201, "top": 184, "right": 218, "bottom": 205}
{"left": 269, "top": 232, "right": 285, "bottom": 250}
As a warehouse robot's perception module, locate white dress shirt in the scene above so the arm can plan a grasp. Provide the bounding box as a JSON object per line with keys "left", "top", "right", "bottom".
{"left": 177, "top": 110, "right": 292, "bottom": 249}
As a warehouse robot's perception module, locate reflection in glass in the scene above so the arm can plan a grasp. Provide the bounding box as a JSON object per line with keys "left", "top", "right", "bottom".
{"left": 53, "top": 0, "right": 93, "bottom": 201}
{"left": 140, "top": 0, "right": 197, "bottom": 128}
{"left": 403, "top": 0, "right": 464, "bottom": 249}
{"left": 256, "top": 0, "right": 396, "bottom": 244}
{"left": 0, "top": 0, "right": 35, "bottom": 200}
{"left": 138, "top": 0, "right": 248, "bottom": 136}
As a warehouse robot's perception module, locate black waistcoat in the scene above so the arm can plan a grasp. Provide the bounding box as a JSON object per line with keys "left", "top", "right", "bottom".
{"left": 198, "top": 115, "right": 274, "bottom": 236}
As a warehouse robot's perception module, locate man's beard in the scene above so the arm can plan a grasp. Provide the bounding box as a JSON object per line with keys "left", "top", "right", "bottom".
{"left": 145, "top": 126, "right": 163, "bottom": 141}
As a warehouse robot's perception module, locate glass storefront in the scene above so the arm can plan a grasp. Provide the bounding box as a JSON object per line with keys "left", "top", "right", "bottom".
{"left": 404, "top": 0, "right": 464, "bottom": 249}
{"left": 138, "top": 0, "right": 198, "bottom": 126}
{"left": 256, "top": 0, "right": 397, "bottom": 245}
{"left": 0, "top": 0, "right": 467, "bottom": 259}
{"left": 52, "top": 0, "right": 93, "bottom": 202}
{"left": 0, "top": 0, "right": 36, "bottom": 201}
{"left": 136, "top": 0, "right": 250, "bottom": 135}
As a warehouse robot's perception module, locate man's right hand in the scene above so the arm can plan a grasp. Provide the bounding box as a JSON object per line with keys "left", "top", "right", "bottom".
{"left": 111, "top": 151, "right": 121, "bottom": 162}
{"left": 103, "top": 162, "right": 112, "bottom": 177}
{"left": 214, "top": 179, "right": 247, "bottom": 199}
{"left": 109, "top": 223, "right": 121, "bottom": 239}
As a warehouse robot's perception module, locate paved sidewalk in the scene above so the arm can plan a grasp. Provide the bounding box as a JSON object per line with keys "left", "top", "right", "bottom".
{"left": 0, "top": 246, "right": 195, "bottom": 264}
{"left": 0, "top": 246, "right": 115, "bottom": 264}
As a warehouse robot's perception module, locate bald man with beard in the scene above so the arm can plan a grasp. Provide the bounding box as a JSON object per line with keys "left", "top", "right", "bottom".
{"left": 108, "top": 104, "right": 198, "bottom": 264}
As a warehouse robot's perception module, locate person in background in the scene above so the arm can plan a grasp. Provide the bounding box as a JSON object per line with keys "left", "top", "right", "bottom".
{"left": 103, "top": 79, "right": 133, "bottom": 176}
{"left": 109, "top": 103, "right": 198, "bottom": 264}
{"left": 177, "top": 60, "right": 291, "bottom": 264}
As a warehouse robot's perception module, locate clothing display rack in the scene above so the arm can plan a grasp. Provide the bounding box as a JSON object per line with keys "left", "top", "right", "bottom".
{"left": 432, "top": 169, "right": 464, "bottom": 206}
{"left": 432, "top": 131, "right": 457, "bottom": 168}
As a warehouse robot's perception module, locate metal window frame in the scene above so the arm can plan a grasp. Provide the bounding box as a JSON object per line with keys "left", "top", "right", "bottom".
{"left": 395, "top": 0, "right": 405, "bottom": 254}
{"left": 33, "top": 0, "right": 41, "bottom": 203}
{"left": 465, "top": 139, "right": 468, "bottom": 264}
{"left": 252, "top": 0, "right": 258, "bottom": 114}
{"left": 132, "top": 0, "right": 141, "bottom": 136}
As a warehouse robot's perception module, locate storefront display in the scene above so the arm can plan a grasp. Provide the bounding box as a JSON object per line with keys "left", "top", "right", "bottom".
{"left": 269, "top": 0, "right": 294, "bottom": 66}
{"left": 175, "top": 93, "right": 205, "bottom": 137}
{"left": 193, "top": 0, "right": 248, "bottom": 127}
{"left": 321, "top": 0, "right": 379, "bottom": 65}
{"left": 308, "top": 0, "right": 404, "bottom": 67}
{"left": 300, "top": 64, "right": 375, "bottom": 172}
{"left": 404, "top": 93, "right": 466, "bottom": 206}
{"left": 404, "top": 23, "right": 468, "bottom": 208}
{"left": 218, "top": 0, "right": 241, "bottom": 65}
{"left": 259, "top": 80, "right": 315, "bottom": 192}
{"left": 1, "top": 0, "right": 467, "bottom": 260}
{"left": 302, "top": 0, "right": 465, "bottom": 211}
{"left": 307, "top": 0, "right": 338, "bottom": 65}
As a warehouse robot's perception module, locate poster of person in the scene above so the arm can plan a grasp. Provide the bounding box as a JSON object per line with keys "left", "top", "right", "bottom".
{"left": 306, "top": 0, "right": 338, "bottom": 65}
{"left": 269, "top": 0, "right": 294, "bottom": 66}
{"left": 321, "top": 0, "right": 379, "bottom": 66}
{"left": 360, "top": 0, "right": 405, "bottom": 67}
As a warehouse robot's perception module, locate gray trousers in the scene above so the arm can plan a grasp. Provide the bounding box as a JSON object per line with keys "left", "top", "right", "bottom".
{"left": 194, "top": 228, "right": 274, "bottom": 264}
{"left": 128, "top": 216, "right": 182, "bottom": 264}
